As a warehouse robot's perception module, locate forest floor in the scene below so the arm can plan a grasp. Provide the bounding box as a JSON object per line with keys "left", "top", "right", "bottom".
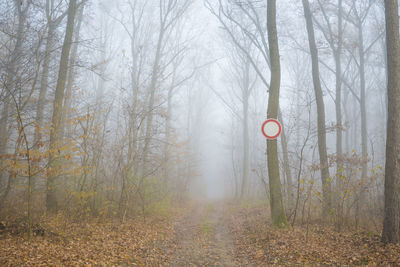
{"left": 1, "top": 200, "right": 400, "bottom": 266}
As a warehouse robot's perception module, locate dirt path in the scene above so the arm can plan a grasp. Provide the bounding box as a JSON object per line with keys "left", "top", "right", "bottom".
{"left": 167, "top": 201, "right": 246, "bottom": 266}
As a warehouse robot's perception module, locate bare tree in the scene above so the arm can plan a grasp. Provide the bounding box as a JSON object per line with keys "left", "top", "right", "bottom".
{"left": 302, "top": 0, "right": 332, "bottom": 216}
{"left": 34, "top": 0, "right": 68, "bottom": 146}
{"left": 141, "top": 0, "right": 192, "bottom": 178}
{"left": 47, "top": 0, "right": 78, "bottom": 212}
{"left": 61, "top": 2, "right": 85, "bottom": 140}
{"left": 0, "top": 0, "right": 30, "bottom": 185}
{"left": 343, "top": 0, "right": 383, "bottom": 226}
{"left": 313, "top": 0, "right": 345, "bottom": 200}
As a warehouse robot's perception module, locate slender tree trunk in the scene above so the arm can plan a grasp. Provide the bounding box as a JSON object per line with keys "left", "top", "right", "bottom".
{"left": 266, "top": 0, "right": 287, "bottom": 227}
{"left": 335, "top": 0, "right": 344, "bottom": 230}
{"left": 241, "top": 58, "right": 250, "bottom": 198}
{"left": 356, "top": 21, "right": 368, "bottom": 226}
{"left": 382, "top": 0, "right": 400, "bottom": 244}
{"left": 34, "top": 22, "right": 55, "bottom": 145}
{"left": 0, "top": 138, "right": 22, "bottom": 215}
{"left": 91, "top": 27, "right": 107, "bottom": 213}
{"left": 343, "top": 91, "right": 350, "bottom": 154}
{"left": 141, "top": 25, "right": 165, "bottom": 177}
{"left": 335, "top": 0, "right": 343, "bottom": 179}
{"left": 46, "top": 0, "right": 77, "bottom": 212}
{"left": 241, "top": 94, "right": 249, "bottom": 198}
{"left": 164, "top": 81, "right": 173, "bottom": 182}
{"left": 61, "top": 4, "right": 84, "bottom": 140}
{"left": 382, "top": 38, "right": 388, "bottom": 126}
{"left": 0, "top": 2, "right": 26, "bottom": 187}
{"left": 302, "top": 0, "right": 332, "bottom": 216}
{"left": 278, "top": 110, "right": 293, "bottom": 207}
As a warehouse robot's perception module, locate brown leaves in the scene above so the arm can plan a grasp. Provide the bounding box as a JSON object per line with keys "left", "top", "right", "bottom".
{"left": 0, "top": 216, "right": 176, "bottom": 266}
{"left": 2, "top": 202, "right": 399, "bottom": 266}
{"left": 225, "top": 204, "right": 400, "bottom": 266}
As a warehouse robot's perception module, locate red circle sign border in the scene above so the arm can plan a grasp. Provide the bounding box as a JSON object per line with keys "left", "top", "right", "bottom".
{"left": 261, "top": 119, "right": 282, "bottom": 139}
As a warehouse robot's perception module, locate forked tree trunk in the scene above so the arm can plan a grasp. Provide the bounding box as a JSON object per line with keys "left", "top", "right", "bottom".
{"left": 46, "top": 0, "right": 77, "bottom": 212}
{"left": 35, "top": 0, "right": 68, "bottom": 146}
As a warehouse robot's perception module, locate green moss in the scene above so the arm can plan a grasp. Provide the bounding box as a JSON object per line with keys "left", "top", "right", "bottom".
{"left": 273, "top": 212, "right": 288, "bottom": 228}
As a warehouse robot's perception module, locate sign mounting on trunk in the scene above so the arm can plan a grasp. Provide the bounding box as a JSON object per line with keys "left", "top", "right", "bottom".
{"left": 261, "top": 119, "right": 282, "bottom": 140}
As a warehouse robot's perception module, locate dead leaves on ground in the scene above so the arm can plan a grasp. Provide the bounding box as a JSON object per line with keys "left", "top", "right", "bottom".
{"left": 225, "top": 205, "right": 400, "bottom": 266}
{"left": 2, "top": 203, "right": 400, "bottom": 266}
{"left": 0, "top": 216, "right": 177, "bottom": 266}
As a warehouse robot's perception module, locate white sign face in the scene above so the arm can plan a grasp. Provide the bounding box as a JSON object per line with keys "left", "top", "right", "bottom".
{"left": 261, "top": 119, "right": 282, "bottom": 139}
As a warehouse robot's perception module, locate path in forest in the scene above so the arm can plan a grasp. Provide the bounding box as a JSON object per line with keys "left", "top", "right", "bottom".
{"left": 167, "top": 201, "right": 252, "bottom": 266}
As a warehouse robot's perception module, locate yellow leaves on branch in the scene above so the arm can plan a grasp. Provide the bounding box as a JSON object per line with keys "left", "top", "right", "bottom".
{"left": 4, "top": 139, "right": 86, "bottom": 179}
{"left": 72, "top": 114, "right": 95, "bottom": 126}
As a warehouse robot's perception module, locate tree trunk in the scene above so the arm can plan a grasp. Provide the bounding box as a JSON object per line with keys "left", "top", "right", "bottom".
{"left": 0, "top": 1, "right": 26, "bottom": 187}
{"left": 335, "top": 0, "right": 343, "bottom": 180}
{"left": 241, "top": 58, "right": 250, "bottom": 198}
{"left": 34, "top": 22, "right": 55, "bottom": 146}
{"left": 356, "top": 21, "right": 368, "bottom": 226}
{"left": 335, "top": 0, "right": 344, "bottom": 230}
{"left": 35, "top": 0, "right": 68, "bottom": 145}
{"left": 241, "top": 94, "right": 249, "bottom": 198}
{"left": 266, "top": 0, "right": 287, "bottom": 227}
{"left": 46, "top": 0, "right": 77, "bottom": 212}
{"left": 278, "top": 110, "right": 293, "bottom": 207}
{"left": 302, "top": 0, "right": 332, "bottom": 216}
{"left": 382, "top": 0, "right": 400, "bottom": 244}
{"left": 141, "top": 23, "right": 165, "bottom": 177}
{"left": 164, "top": 79, "right": 173, "bottom": 182}
{"left": 61, "top": 4, "right": 84, "bottom": 140}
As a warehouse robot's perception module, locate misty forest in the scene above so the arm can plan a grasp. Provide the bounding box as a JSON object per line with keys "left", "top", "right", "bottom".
{"left": 1, "top": 0, "right": 400, "bottom": 265}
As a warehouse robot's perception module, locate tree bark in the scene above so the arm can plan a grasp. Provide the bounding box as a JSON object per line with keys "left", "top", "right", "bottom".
{"left": 382, "top": 0, "right": 400, "bottom": 244}
{"left": 240, "top": 57, "right": 250, "bottom": 198}
{"left": 46, "top": 0, "right": 77, "bottom": 212}
{"left": 35, "top": 0, "right": 68, "bottom": 146}
{"left": 356, "top": 19, "right": 368, "bottom": 226}
{"left": 334, "top": 0, "right": 344, "bottom": 230}
{"left": 266, "top": 0, "right": 287, "bottom": 227}
{"left": 34, "top": 23, "right": 55, "bottom": 146}
{"left": 302, "top": 0, "right": 332, "bottom": 216}
{"left": 335, "top": 0, "right": 343, "bottom": 182}
{"left": 61, "top": 3, "right": 84, "bottom": 140}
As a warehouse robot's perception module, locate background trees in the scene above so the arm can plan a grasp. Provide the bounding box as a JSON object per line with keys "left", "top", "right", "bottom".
{"left": 0, "top": 0, "right": 397, "bottom": 245}
{"left": 0, "top": 0, "right": 202, "bottom": 226}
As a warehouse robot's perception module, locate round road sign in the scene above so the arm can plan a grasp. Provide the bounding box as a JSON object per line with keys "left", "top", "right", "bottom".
{"left": 261, "top": 119, "right": 282, "bottom": 140}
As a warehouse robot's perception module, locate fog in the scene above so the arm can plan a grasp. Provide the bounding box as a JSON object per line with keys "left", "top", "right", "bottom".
{"left": 0, "top": 0, "right": 393, "bottom": 245}
{"left": 4, "top": 0, "right": 400, "bottom": 264}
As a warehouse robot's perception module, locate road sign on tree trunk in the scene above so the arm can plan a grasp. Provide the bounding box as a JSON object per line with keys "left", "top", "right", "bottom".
{"left": 261, "top": 119, "right": 281, "bottom": 140}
